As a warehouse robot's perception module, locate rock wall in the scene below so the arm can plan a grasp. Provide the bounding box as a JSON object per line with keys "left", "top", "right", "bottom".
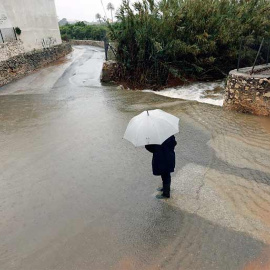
{"left": 0, "top": 40, "right": 25, "bottom": 62}
{"left": 101, "top": 61, "right": 120, "bottom": 83}
{"left": 0, "top": 43, "right": 72, "bottom": 87}
{"left": 70, "top": 40, "right": 104, "bottom": 48}
{"left": 224, "top": 68, "right": 270, "bottom": 116}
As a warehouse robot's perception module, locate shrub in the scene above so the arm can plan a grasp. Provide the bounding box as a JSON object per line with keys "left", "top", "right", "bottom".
{"left": 15, "top": 27, "right": 21, "bottom": 35}
{"left": 60, "top": 22, "right": 107, "bottom": 41}
{"left": 108, "top": 0, "right": 270, "bottom": 87}
{"left": 61, "top": 34, "right": 70, "bottom": 41}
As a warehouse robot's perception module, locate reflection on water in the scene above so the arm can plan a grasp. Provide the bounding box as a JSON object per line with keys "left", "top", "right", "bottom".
{"left": 1, "top": 45, "right": 270, "bottom": 270}
{"left": 108, "top": 86, "right": 270, "bottom": 240}
{"left": 143, "top": 81, "right": 225, "bottom": 106}
{"left": 106, "top": 86, "right": 270, "bottom": 267}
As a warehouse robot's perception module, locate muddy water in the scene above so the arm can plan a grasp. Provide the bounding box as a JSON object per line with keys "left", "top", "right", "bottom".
{"left": 144, "top": 81, "right": 225, "bottom": 106}
{"left": 0, "top": 46, "right": 270, "bottom": 270}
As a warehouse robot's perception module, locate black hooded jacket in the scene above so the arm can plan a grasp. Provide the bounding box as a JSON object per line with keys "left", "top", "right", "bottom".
{"left": 145, "top": 135, "right": 177, "bottom": 176}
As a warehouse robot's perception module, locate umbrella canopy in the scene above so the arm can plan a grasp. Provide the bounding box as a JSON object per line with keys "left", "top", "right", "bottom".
{"left": 123, "top": 109, "right": 179, "bottom": 147}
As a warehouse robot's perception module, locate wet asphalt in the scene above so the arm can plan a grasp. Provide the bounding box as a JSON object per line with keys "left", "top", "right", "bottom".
{"left": 1, "top": 46, "right": 270, "bottom": 270}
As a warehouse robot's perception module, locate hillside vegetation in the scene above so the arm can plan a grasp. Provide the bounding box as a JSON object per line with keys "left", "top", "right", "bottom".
{"left": 108, "top": 0, "right": 270, "bottom": 88}
{"left": 60, "top": 22, "right": 107, "bottom": 41}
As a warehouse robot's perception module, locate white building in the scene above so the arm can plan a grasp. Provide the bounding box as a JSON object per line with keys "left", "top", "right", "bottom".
{"left": 0, "top": 0, "right": 62, "bottom": 52}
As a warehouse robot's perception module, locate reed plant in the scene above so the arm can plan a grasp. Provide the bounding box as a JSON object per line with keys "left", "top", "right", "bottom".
{"left": 108, "top": 0, "right": 270, "bottom": 88}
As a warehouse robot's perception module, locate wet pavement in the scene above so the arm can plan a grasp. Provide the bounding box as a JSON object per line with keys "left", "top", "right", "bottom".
{"left": 1, "top": 46, "right": 270, "bottom": 270}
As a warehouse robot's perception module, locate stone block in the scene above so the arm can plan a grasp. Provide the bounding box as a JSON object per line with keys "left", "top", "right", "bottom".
{"left": 101, "top": 61, "right": 119, "bottom": 83}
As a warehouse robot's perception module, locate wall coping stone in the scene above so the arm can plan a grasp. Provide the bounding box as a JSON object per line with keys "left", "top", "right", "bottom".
{"left": 230, "top": 64, "right": 270, "bottom": 79}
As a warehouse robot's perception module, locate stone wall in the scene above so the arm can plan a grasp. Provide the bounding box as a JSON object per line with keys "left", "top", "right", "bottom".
{"left": 224, "top": 67, "right": 270, "bottom": 116}
{"left": 101, "top": 61, "right": 119, "bottom": 83}
{"left": 0, "top": 43, "right": 72, "bottom": 87}
{"left": 70, "top": 40, "right": 104, "bottom": 48}
{"left": 0, "top": 40, "right": 25, "bottom": 62}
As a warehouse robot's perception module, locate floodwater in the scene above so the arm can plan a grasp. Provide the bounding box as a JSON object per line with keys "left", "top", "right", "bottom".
{"left": 144, "top": 81, "right": 225, "bottom": 106}
{"left": 0, "top": 46, "right": 270, "bottom": 270}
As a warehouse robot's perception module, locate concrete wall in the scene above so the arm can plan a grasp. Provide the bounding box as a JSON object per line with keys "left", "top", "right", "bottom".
{"left": 224, "top": 65, "right": 270, "bottom": 116}
{"left": 0, "top": 0, "right": 61, "bottom": 52}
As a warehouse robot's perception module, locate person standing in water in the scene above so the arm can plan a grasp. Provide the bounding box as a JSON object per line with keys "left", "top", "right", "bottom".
{"left": 145, "top": 135, "right": 177, "bottom": 199}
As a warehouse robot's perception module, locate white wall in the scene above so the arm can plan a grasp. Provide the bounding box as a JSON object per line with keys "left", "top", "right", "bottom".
{"left": 0, "top": 0, "right": 62, "bottom": 52}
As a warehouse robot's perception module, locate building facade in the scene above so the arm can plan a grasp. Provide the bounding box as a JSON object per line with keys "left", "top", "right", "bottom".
{"left": 0, "top": 0, "right": 62, "bottom": 52}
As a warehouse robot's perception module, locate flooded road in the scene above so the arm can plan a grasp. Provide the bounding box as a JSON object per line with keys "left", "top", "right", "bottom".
{"left": 1, "top": 46, "right": 270, "bottom": 270}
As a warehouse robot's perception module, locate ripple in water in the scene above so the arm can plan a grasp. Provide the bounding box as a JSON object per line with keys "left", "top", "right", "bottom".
{"left": 143, "top": 81, "right": 225, "bottom": 106}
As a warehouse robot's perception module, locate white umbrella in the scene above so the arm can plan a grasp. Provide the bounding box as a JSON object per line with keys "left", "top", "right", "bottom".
{"left": 123, "top": 109, "right": 179, "bottom": 147}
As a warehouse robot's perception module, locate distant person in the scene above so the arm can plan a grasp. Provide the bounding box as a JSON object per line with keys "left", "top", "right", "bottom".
{"left": 145, "top": 135, "right": 177, "bottom": 199}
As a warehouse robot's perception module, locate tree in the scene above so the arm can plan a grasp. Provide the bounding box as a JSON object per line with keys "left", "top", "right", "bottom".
{"left": 75, "top": 21, "right": 86, "bottom": 27}
{"left": 107, "top": 2, "right": 115, "bottom": 22}
{"left": 95, "top": 13, "right": 102, "bottom": 24}
{"left": 100, "top": 0, "right": 108, "bottom": 19}
{"left": 60, "top": 23, "right": 107, "bottom": 41}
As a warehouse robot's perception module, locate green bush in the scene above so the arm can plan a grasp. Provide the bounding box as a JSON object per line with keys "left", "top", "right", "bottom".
{"left": 15, "top": 27, "right": 21, "bottom": 35}
{"left": 60, "top": 22, "right": 107, "bottom": 41}
{"left": 108, "top": 0, "right": 270, "bottom": 87}
{"left": 61, "top": 34, "right": 70, "bottom": 41}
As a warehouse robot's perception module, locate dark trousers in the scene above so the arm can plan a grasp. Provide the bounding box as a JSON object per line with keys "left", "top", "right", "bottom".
{"left": 161, "top": 173, "right": 171, "bottom": 196}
